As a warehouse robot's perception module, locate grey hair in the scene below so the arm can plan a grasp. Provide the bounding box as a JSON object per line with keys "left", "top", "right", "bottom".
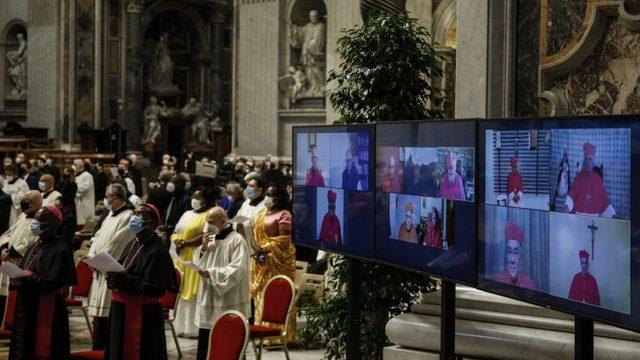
{"left": 109, "top": 183, "right": 127, "bottom": 201}
{"left": 226, "top": 181, "right": 243, "bottom": 196}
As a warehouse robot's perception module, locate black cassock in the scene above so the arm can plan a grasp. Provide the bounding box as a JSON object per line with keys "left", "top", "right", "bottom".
{"left": 10, "top": 235, "right": 76, "bottom": 360}
{"left": 106, "top": 232, "right": 178, "bottom": 360}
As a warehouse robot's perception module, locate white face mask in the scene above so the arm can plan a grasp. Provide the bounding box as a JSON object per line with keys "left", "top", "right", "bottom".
{"left": 103, "top": 198, "right": 111, "bottom": 210}
{"left": 264, "top": 196, "right": 275, "bottom": 209}
{"left": 38, "top": 182, "right": 47, "bottom": 191}
{"left": 166, "top": 182, "right": 176, "bottom": 193}
{"left": 205, "top": 223, "right": 220, "bottom": 235}
{"left": 191, "top": 199, "right": 203, "bottom": 210}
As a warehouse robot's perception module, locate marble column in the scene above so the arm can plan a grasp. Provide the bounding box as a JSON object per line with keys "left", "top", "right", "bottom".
{"left": 209, "top": 3, "right": 229, "bottom": 115}
{"left": 124, "top": 1, "right": 143, "bottom": 150}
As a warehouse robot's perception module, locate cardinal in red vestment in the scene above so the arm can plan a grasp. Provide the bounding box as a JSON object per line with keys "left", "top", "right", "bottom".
{"left": 564, "top": 142, "right": 616, "bottom": 217}
{"left": 424, "top": 209, "right": 443, "bottom": 249}
{"left": 397, "top": 202, "right": 418, "bottom": 243}
{"left": 306, "top": 155, "right": 325, "bottom": 187}
{"left": 319, "top": 190, "right": 342, "bottom": 245}
{"left": 507, "top": 157, "right": 524, "bottom": 207}
{"left": 495, "top": 221, "right": 537, "bottom": 290}
{"left": 568, "top": 250, "right": 601, "bottom": 306}
{"left": 438, "top": 151, "right": 465, "bottom": 200}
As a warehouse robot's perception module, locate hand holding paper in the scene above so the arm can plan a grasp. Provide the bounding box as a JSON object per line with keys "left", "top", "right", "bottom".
{"left": 83, "top": 252, "right": 125, "bottom": 273}
{"left": 0, "top": 261, "right": 30, "bottom": 278}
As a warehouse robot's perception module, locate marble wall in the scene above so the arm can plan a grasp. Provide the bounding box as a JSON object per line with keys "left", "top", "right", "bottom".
{"left": 543, "top": 0, "right": 587, "bottom": 56}
{"left": 74, "top": 0, "right": 95, "bottom": 127}
{"left": 0, "top": 0, "right": 28, "bottom": 114}
{"left": 514, "top": 0, "right": 540, "bottom": 117}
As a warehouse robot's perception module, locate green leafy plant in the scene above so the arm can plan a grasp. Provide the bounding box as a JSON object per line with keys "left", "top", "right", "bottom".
{"left": 299, "top": 11, "right": 443, "bottom": 359}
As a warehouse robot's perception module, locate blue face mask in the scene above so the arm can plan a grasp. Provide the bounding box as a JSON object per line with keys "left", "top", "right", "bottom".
{"left": 185, "top": 181, "right": 192, "bottom": 190}
{"left": 103, "top": 198, "right": 111, "bottom": 210}
{"left": 30, "top": 220, "right": 45, "bottom": 235}
{"left": 244, "top": 186, "right": 255, "bottom": 199}
{"left": 128, "top": 215, "right": 145, "bottom": 233}
{"left": 38, "top": 182, "right": 47, "bottom": 191}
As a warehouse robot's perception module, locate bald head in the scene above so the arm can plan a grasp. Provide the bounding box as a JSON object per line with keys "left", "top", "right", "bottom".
{"left": 22, "top": 190, "right": 42, "bottom": 217}
{"left": 206, "top": 206, "right": 229, "bottom": 231}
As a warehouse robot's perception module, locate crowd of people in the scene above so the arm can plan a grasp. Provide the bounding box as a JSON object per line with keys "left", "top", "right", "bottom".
{"left": 0, "top": 150, "right": 308, "bottom": 359}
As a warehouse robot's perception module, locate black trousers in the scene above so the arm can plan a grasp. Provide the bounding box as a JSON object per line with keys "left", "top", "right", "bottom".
{"left": 196, "top": 328, "right": 211, "bottom": 360}
{"left": 0, "top": 295, "right": 6, "bottom": 325}
{"left": 92, "top": 316, "right": 110, "bottom": 350}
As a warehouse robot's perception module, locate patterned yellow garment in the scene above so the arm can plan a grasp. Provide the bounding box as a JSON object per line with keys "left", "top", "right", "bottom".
{"left": 251, "top": 209, "right": 297, "bottom": 343}
{"left": 171, "top": 211, "right": 207, "bottom": 301}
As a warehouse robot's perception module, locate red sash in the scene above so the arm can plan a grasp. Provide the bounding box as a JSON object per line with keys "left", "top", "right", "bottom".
{"left": 34, "top": 289, "right": 64, "bottom": 359}
{"left": 111, "top": 291, "right": 161, "bottom": 360}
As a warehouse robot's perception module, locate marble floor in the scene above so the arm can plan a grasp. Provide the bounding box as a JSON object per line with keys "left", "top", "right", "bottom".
{"left": 0, "top": 313, "right": 325, "bottom": 359}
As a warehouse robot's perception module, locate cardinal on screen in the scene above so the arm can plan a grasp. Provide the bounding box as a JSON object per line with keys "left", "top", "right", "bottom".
{"left": 397, "top": 202, "right": 418, "bottom": 243}
{"left": 507, "top": 157, "right": 524, "bottom": 207}
{"left": 495, "top": 221, "right": 537, "bottom": 290}
{"left": 319, "top": 190, "right": 342, "bottom": 245}
{"left": 568, "top": 250, "right": 601, "bottom": 306}
{"left": 423, "top": 208, "right": 443, "bottom": 249}
{"left": 563, "top": 142, "right": 615, "bottom": 218}
{"left": 438, "top": 151, "right": 465, "bottom": 201}
{"left": 306, "top": 153, "right": 325, "bottom": 187}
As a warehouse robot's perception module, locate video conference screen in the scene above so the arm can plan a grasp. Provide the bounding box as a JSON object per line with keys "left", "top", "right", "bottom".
{"left": 292, "top": 125, "right": 374, "bottom": 258}
{"left": 478, "top": 117, "right": 640, "bottom": 332}
{"left": 374, "top": 120, "right": 477, "bottom": 285}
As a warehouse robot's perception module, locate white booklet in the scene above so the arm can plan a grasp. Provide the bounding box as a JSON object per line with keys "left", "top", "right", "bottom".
{"left": 169, "top": 242, "right": 181, "bottom": 260}
{"left": 0, "top": 262, "right": 30, "bottom": 278}
{"left": 83, "top": 252, "right": 125, "bottom": 273}
{"left": 181, "top": 261, "right": 203, "bottom": 272}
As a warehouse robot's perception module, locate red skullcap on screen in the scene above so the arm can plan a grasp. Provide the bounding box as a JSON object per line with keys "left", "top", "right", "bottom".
{"left": 327, "top": 190, "right": 337, "bottom": 203}
{"left": 141, "top": 203, "right": 162, "bottom": 226}
{"left": 504, "top": 221, "right": 524, "bottom": 245}
{"left": 579, "top": 250, "right": 589, "bottom": 260}
{"left": 510, "top": 157, "right": 518, "bottom": 167}
{"left": 43, "top": 205, "right": 62, "bottom": 221}
{"left": 583, "top": 142, "right": 596, "bottom": 157}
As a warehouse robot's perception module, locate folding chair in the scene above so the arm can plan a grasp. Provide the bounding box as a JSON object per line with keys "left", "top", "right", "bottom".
{"left": 160, "top": 267, "right": 183, "bottom": 358}
{"left": 65, "top": 260, "right": 94, "bottom": 339}
{"left": 206, "top": 310, "right": 250, "bottom": 360}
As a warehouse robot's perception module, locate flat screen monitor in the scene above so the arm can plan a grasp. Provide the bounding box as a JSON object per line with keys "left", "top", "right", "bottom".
{"left": 374, "top": 120, "right": 477, "bottom": 285}
{"left": 292, "top": 124, "right": 374, "bottom": 259}
{"left": 478, "top": 116, "right": 640, "bottom": 332}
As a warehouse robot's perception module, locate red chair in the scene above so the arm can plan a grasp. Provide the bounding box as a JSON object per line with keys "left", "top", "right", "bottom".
{"left": 160, "top": 267, "right": 183, "bottom": 358}
{"left": 65, "top": 260, "right": 94, "bottom": 339}
{"left": 0, "top": 290, "right": 18, "bottom": 340}
{"left": 206, "top": 310, "right": 250, "bottom": 360}
{"left": 249, "top": 275, "right": 296, "bottom": 360}
{"left": 69, "top": 350, "right": 103, "bottom": 359}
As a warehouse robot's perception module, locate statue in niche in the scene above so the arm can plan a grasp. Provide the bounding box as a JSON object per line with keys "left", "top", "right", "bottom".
{"left": 6, "top": 33, "right": 27, "bottom": 100}
{"left": 149, "top": 32, "right": 176, "bottom": 90}
{"left": 289, "top": 10, "right": 326, "bottom": 97}
{"left": 140, "top": 96, "right": 168, "bottom": 145}
{"left": 278, "top": 66, "right": 307, "bottom": 109}
{"left": 182, "top": 98, "right": 216, "bottom": 144}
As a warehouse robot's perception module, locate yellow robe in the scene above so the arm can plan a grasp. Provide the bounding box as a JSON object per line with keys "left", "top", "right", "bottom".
{"left": 171, "top": 211, "right": 207, "bottom": 301}
{"left": 251, "top": 209, "right": 296, "bottom": 343}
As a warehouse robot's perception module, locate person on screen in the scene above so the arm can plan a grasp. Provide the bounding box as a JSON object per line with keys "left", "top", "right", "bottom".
{"left": 564, "top": 142, "right": 616, "bottom": 218}
{"left": 397, "top": 202, "right": 418, "bottom": 243}
{"left": 389, "top": 157, "right": 402, "bottom": 193}
{"left": 568, "top": 250, "right": 601, "bottom": 306}
{"left": 423, "top": 209, "right": 443, "bottom": 249}
{"left": 495, "top": 221, "right": 537, "bottom": 290}
{"left": 507, "top": 157, "right": 524, "bottom": 207}
{"left": 319, "top": 189, "right": 342, "bottom": 245}
{"left": 438, "top": 151, "right": 465, "bottom": 200}
{"left": 306, "top": 154, "right": 325, "bottom": 187}
{"left": 342, "top": 149, "right": 360, "bottom": 190}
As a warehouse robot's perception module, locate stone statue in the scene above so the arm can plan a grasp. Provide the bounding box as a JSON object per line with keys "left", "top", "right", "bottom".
{"left": 290, "top": 10, "right": 326, "bottom": 97}
{"left": 149, "top": 33, "right": 176, "bottom": 90}
{"left": 278, "top": 66, "right": 307, "bottom": 109}
{"left": 182, "top": 98, "right": 215, "bottom": 144}
{"left": 140, "top": 96, "right": 167, "bottom": 145}
{"left": 6, "top": 33, "right": 27, "bottom": 100}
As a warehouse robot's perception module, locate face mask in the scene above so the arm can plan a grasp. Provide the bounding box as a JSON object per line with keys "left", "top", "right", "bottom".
{"left": 191, "top": 199, "right": 203, "bottom": 210}
{"left": 38, "top": 182, "right": 47, "bottom": 191}
{"left": 20, "top": 200, "right": 30, "bottom": 213}
{"left": 264, "top": 196, "right": 275, "bottom": 209}
{"left": 46, "top": 159, "right": 53, "bottom": 166}
{"left": 185, "top": 181, "right": 192, "bottom": 190}
{"left": 166, "top": 182, "right": 176, "bottom": 193}
{"left": 244, "top": 186, "right": 255, "bottom": 199}
{"left": 206, "top": 223, "right": 220, "bottom": 235}
{"left": 227, "top": 195, "right": 234, "bottom": 203}
{"left": 15, "top": 158, "right": 20, "bottom": 164}
{"left": 30, "top": 220, "right": 45, "bottom": 235}
{"left": 128, "top": 215, "right": 144, "bottom": 233}
{"left": 163, "top": 159, "right": 169, "bottom": 165}
{"left": 103, "top": 198, "right": 111, "bottom": 210}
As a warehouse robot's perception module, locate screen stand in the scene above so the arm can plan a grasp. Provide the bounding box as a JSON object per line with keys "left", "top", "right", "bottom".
{"left": 346, "top": 258, "right": 362, "bottom": 360}
{"left": 574, "top": 316, "right": 594, "bottom": 360}
{"left": 440, "top": 280, "right": 457, "bottom": 360}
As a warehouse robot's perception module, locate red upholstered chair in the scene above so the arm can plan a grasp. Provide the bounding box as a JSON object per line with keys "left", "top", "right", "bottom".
{"left": 65, "top": 260, "right": 94, "bottom": 339}
{"left": 249, "top": 275, "right": 295, "bottom": 360}
{"left": 206, "top": 310, "right": 250, "bottom": 360}
{"left": 0, "top": 290, "right": 18, "bottom": 340}
{"left": 160, "top": 267, "right": 183, "bottom": 358}
{"left": 69, "top": 350, "right": 104, "bottom": 359}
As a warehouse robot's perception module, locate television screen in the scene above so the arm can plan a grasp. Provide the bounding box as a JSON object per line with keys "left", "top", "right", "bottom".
{"left": 374, "top": 120, "right": 477, "bottom": 285}
{"left": 292, "top": 125, "right": 374, "bottom": 258}
{"left": 478, "top": 116, "right": 640, "bottom": 332}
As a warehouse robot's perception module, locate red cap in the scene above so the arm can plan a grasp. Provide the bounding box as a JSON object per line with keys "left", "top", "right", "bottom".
{"left": 445, "top": 151, "right": 455, "bottom": 170}
{"left": 579, "top": 250, "right": 589, "bottom": 260}
{"left": 510, "top": 157, "right": 518, "bottom": 167}
{"left": 505, "top": 221, "right": 524, "bottom": 245}
{"left": 327, "top": 190, "right": 337, "bottom": 203}
{"left": 43, "top": 205, "right": 62, "bottom": 221}
{"left": 141, "top": 203, "right": 163, "bottom": 226}
{"left": 583, "top": 142, "right": 596, "bottom": 157}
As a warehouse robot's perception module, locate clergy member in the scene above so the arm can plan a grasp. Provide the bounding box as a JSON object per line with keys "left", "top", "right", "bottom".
{"left": 87, "top": 183, "right": 136, "bottom": 350}
{"left": 342, "top": 149, "right": 360, "bottom": 190}
{"left": 397, "top": 202, "right": 418, "bottom": 243}
{"left": 319, "top": 189, "right": 342, "bottom": 245}
{"left": 507, "top": 157, "right": 524, "bottom": 207}
{"left": 3, "top": 164, "right": 30, "bottom": 226}
{"left": 193, "top": 207, "right": 250, "bottom": 360}
{"left": 305, "top": 154, "right": 325, "bottom": 187}
{"left": 438, "top": 151, "right": 466, "bottom": 200}
{"left": 40, "top": 174, "right": 62, "bottom": 206}
{"left": 74, "top": 158, "right": 96, "bottom": 226}
{"left": 235, "top": 177, "right": 267, "bottom": 252}
{"left": 495, "top": 221, "right": 537, "bottom": 290}
{"left": 564, "top": 142, "right": 616, "bottom": 217}
{"left": 9, "top": 205, "right": 76, "bottom": 360}
{"left": 568, "top": 250, "right": 601, "bottom": 306}
{"left": 105, "top": 203, "right": 177, "bottom": 360}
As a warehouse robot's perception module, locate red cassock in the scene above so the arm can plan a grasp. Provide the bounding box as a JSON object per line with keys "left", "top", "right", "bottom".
{"left": 306, "top": 168, "right": 325, "bottom": 187}
{"left": 507, "top": 172, "right": 524, "bottom": 195}
{"left": 438, "top": 174, "right": 465, "bottom": 200}
{"left": 494, "top": 270, "right": 537, "bottom": 290}
{"left": 567, "top": 171, "right": 610, "bottom": 214}
{"left": 568, "top": 272, "right": 601, "bottom": 306}
{"left": 424, "top": 225, "right": 443, "bottom": 249}
{"left": 319, "top": 212, "right": 342, "bottom": 245}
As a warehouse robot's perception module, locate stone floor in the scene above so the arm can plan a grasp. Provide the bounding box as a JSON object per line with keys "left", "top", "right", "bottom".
{"left": 0, "top": 313, "right": 325, "bottom": 359}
